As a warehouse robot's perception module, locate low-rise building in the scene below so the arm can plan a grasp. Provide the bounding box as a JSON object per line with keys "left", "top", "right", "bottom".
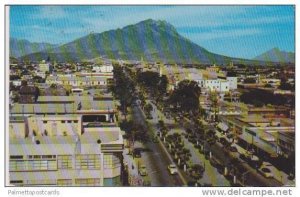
{"left": 46, "top": 75, "right": 109, "bottom": 87}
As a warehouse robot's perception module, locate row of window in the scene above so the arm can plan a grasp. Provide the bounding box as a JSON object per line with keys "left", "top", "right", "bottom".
{"left": 75, "top": 154, "right": 101, "bottom": 170}
{"left": 61, "top": 81, "right": 106, "bottom": 85}
{"left": 42, "top": 120, "right": 78, "bottom": 124}
{"left": 103, "top": 154, "right": 121, "bottom": 169}
{"left": 10, "top": 178, "right": 100, "bottom": 186}
{"left": 75, "top": 178, "right": 101, "bottom": 186}
{"left": 9, "top": 160, "right": 57, "bottom": 171}
{"left": 10, "top": 154, "right": 120, "bottom": 171}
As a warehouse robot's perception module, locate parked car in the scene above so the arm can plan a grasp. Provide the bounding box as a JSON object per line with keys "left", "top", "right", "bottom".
{"left": 168, "top": 164, "right": 178, "bottom": 175}
{"left": 258, "top": 167, "right": 274, "bottom": 178}
{"left": 133, "top": 149, "right": 141, "bottom": 158}
{"left": 138, "top": 165, "right": 148, "bottom": 176}
{"left": 219, "top": 137, "right": 230, "bottom": 146}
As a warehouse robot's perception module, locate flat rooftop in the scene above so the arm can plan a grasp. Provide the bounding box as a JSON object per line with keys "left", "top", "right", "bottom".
{"left": 10, "top": 129, "right": 123, "bottom": 155}
{"left": 11, "top": 96, "right": 116, "bottom": 114}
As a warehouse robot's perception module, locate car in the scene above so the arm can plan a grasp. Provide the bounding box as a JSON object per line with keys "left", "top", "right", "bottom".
{"left": 258, "top": 167, "right": 274, "bottom": 178}
{"left": 133, "top": 149, "right": 141, "bottom": 158}
{"left": 168, "top": 164, "right": 178, "bottom": 175}
{"left": 138, "top": 165, "right": 148, "bottom": 176}
{"left": 187, "top": 181, "right": 201, "bottom": 187}
{"left": 219, "top": 137, "right": 230, "bottom": 146}
{"left": 229, "top": 146, "right": 238, "bottom": 152}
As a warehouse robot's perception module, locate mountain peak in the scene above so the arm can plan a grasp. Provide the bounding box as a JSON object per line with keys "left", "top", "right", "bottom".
{"left": 16, "top": 19, "right": 246, "bottom": 64}
{"left": 139, "top": 18, "right": 168, "bottom": 25}
{"left": 135, "top": 19, "right": 176, "bottom": 30}
{"left": 254, "top": 47, "right": 295, "bottom": 63}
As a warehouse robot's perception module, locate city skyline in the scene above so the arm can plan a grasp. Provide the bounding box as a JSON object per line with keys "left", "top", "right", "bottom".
{"left": 10, "top": 5, "right": 295, "bottom": 59}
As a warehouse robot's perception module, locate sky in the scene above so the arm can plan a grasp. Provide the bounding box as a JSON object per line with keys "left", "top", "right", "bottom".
{"left": 9, "top": 5, "right": 295, "bottom": 59}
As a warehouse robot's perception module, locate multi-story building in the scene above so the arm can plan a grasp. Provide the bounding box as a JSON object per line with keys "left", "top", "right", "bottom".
{"left": 227, "top": 77, "right": 238, "bottom": 90}
{"left": 9, "top": 95, "right": 124, "bottom": 186}
{"left": 204, "top": 79, "right": 230, "bottom": 92}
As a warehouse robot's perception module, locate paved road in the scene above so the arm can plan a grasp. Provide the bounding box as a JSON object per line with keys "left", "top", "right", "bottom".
{"left": 131, "top": 104, "right": 184, "bottom": 186}
{"left": 180, "top": 116, "right": 283, "bottom": 187}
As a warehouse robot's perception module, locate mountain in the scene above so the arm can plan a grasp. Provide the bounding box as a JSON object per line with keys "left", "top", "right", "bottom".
{"left": 18, "top": 19, "right": 251, "bottom": 64}
{"left": 253, "top": 47, "right": 295, "bottom": 63}
{"left": 10, "top": 38, "right": 58, "bottom": 58}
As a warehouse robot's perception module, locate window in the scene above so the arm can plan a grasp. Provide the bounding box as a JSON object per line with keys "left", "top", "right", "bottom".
{"left": 58, "top": 155, "right": 72, "bottom": 169}
{"left": 43, "top": 121, "right": 48, "bottom": 124}
{"left": 57, "top": 179, "right": 72, "bottom": 186}
{"left": 75, "top": 178, "right": 100, "bottom": 186}
{"left": 26, "top": 179, "right": 56, "bottom": 185}
{"left": 67, "top": 120, "right": 72, "bottom": 123}
{"left": 61, "top": 120, "right": 65, "bottom": 123}
{"left": 9, "top": 160, "right": 25, "bottom": 171}
{"left": 10, "top": 157, "right": 57, "bottom": 171}
{"left": 103, "top": 154, "right": 121, "bottom": 169}
{"left": 10, "top": 180, "right": 23, "bottom": 186}
{"left": 74, "top": 120, "right": 78, "bottom": 123}
{"left": 41, "top": 155, "right": 56, "bottom": 159}
{"left": 75, "top": 154, "right": 101, "bottom": 169}
{"left": 10, "top": 155, "right": 23, "bottom": 159}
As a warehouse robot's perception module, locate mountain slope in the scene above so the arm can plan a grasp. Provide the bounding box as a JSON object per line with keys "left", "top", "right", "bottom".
{"left": 253, "top": 47, "right": 295, "bottom": 63}
{"left": 10, "top": 38, "right": 58, "bottom": 58}
{"left": 18, "top": 19, "right": 248, "bottom": 64}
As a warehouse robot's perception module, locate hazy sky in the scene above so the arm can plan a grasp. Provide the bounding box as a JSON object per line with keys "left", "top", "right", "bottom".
{"left": 10, "top": 5, "right": 295, "bottom": 59}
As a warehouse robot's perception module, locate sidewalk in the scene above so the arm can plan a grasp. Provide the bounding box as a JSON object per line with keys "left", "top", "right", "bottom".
{"left": 149, "top": 101, "right": 230, "bottom": 186}
{"left": 123, "top": 147, "right": 144, "bottom": 186}
{"left": 215, "top": 126, "right": 295, "bottom": 186}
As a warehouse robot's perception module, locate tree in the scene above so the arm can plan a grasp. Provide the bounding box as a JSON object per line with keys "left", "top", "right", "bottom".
{"left": 137, "top": 71, "right": 168, "bottom": 98}
{"left": 209, "top": 91, "right": 219, "bottom": 122}
{"left": 279, "top": 80, "right": 294, "bottom": 91}
{"left": 112, "top": 65, "right": 135, "bottom": 120}
{"left": 243, "top": 78, "right": 256, "bottom": 84}
{"left": 169, "top": 80, "right": 201, "bottom": 114}
{"left": 264, "top": 84, "right": 273, "bottom": 88}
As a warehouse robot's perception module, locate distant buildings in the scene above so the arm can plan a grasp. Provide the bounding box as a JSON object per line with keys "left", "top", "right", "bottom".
{"left": 219, "top": 114, "right": 295, "bottom": 159}
{"left": 38, "top": 60, "right": 52, "bottom": 73}
{"left": 159, "top": 65, "right": 238, "bottom": 94}
{"left": 46, "top": 75, "right": 110, "bottom": 87}
{"left": 9, "top": 64, "right": 125, "bottom": 186}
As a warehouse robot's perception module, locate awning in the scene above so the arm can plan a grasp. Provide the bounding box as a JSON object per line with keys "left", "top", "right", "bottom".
{"left": 217, "top": 122, "right": 229, "bottom": 132}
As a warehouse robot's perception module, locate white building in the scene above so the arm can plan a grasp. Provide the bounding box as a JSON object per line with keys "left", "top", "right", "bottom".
{"left": 205, "top": 79, "right": 230, "bottom": 92}
{"left": 46, "top": 75, "right": 109, "bottom": 87}
{"left": 227, "top": 77, "right": 238, "bottom": 90}
{"left": 92, "top": 65, "right": 114, "bottom": 73}
{"left": 9, "top": 96, "right": 124, "bottom": 186}
{"left": 38, "top": 60, "right": 50, "bottom": 73}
